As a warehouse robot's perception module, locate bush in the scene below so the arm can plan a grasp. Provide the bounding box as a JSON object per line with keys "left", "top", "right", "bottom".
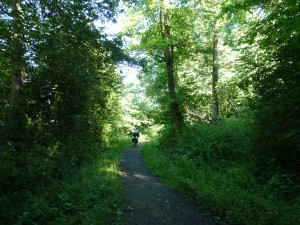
{"left": 159, "top": 119, "right": 252, "bottom": 168}
{"left": 0, "top": 137, "right": 130, "bottom": 224}
{"left": 141, "top": 120, "right": 300, "bottom": 225}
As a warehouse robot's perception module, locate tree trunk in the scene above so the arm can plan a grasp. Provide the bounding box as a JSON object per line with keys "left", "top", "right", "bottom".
{"left": 212, "top": 28, "right": 219, "bottom": 120}
{"left": 9, "top": 0, "right": 26, "bottom": 143}
{"left": 164, "top": 46, "right": 184, "bottom": 130}
{"left": 11, "top": 0, "right": 25, "bottom": 109}
{"left": 160, "top": 5, "right": 184, "bottom": 131}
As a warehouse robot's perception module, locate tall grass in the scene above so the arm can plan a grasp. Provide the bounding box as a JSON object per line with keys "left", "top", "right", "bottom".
{"left": 140, "top": 120, "right": 299, "bottom": 225}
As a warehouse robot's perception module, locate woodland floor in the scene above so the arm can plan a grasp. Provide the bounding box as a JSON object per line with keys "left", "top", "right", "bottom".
{"left": 120, "top": 142, "right": 216, "bottom": 225}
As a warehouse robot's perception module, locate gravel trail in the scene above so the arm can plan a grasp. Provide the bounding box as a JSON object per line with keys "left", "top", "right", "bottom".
{"left": 120, "top": 142, "right": 215, "bottom": 225}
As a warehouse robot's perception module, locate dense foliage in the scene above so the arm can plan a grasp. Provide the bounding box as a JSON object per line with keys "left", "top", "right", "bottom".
{"left": 125, "top": 0, "right": 300, "bottom": 180}
{"left": 0, "top": 0, "right": 130, "bottom": 223}
{"left": 126, "top": 0, "right": 300, "bottom": 224}
{"left": 235, "top": 0, "right": 300, "bottom": 175}
{"left": 141, "top": 122, "right": 299, "bottom": 225}
{"left": 1, "top": 0, "right": 299, "bottom": 224}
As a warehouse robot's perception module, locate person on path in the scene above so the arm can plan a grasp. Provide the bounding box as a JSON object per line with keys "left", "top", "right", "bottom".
{"left": 132, "top": 128, "right": 140, "bottom": 144}
{"left": 133, "top": 128, "right": 140, "bottom": 137}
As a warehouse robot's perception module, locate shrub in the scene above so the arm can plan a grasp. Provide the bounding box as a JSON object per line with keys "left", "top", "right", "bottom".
{"left": 141, "top": 119, "right": 300, "bottom": 225}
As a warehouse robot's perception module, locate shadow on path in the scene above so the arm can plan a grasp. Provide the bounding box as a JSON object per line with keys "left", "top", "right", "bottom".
{"left": 120, "top": 142, "right": 215, "bottom": 225}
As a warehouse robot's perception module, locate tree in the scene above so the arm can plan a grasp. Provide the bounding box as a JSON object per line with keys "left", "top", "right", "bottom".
{"left": 224, "top": 0, "right": 300, "bottom": 173}
{"left": 1, "top": 0, "right": 27, "bottom": 147}
{"left": 211, "top": 18, "right": 220, "bottom": 120}
{"left": 0, "top": 1, "right": 126, "bottom": 223}
{"left": 159, "top": 0, "right": 184, "bottom": 130}
{"left": 10, "top": 0, "right": 25, "bottom": 110}
{"left": 125, "top": 0, "right": 201, "bottom": 130}
{"left": 172, "top": 0, "right": 233, "bottom": 121}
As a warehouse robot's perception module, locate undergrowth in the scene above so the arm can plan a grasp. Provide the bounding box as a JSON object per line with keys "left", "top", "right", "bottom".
{"left": 0, "top": 137, "right": 131, "bottom": 225}
{"left": 140, "top": 119, "right": 300, "bottom": 225}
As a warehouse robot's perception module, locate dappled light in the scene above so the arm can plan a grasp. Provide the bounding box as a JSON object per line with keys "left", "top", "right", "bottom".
{"left": 0, "top": 0, "right": 299, "bottom": 224}
{"left": 121, "top": 171, "right": 164, "bottom": 186}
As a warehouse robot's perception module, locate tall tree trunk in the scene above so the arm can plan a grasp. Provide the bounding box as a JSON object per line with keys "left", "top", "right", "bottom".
{"left": 164, "top": 46, "right": 184, "bottom": 130}
{"left": 11, "top": 0, "right": 25, "bottom": 109}
{"left": 212, "top": 28, "right": 219, "bottom": 120}
{"left": 9, "top": 0, "right": 26, "bottom": 143}
{"left": 160, "top": 5, "right": 184, "bottom": 131}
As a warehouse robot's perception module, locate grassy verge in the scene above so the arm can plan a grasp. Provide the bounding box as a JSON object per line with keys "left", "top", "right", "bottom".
{"left": 50, "top": 139, "right": 131, "bottom": 224}
{"left": 140, "top": 124, "right": 299, "bottom": 225}
{"left": 12, "top": 139, "right": 131, "bottom": 225}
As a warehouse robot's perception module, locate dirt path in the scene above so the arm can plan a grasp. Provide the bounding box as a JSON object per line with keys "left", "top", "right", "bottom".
{"left": 120, "top": 142, "right": 215, "bottom": 225}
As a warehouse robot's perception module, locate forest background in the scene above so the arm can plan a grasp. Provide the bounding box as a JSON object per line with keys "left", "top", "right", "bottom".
{"left": 0, "top": 0, "right": 299, "bottom": 224}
